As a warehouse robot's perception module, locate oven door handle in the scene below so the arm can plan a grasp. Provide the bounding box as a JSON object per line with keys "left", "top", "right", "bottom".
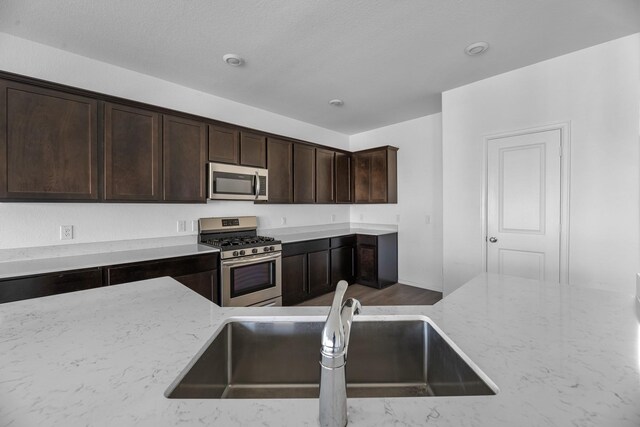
{"left": 221, "top": 252, "right": 281, "bottom": 267}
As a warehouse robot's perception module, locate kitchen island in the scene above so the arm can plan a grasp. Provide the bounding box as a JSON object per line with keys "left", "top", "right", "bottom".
{"left": 1, "top": 273, "right": 639, "bottom": 426}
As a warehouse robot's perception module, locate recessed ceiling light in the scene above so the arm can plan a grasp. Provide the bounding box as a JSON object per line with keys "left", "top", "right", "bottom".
{"left": 328, "top": 99, "right": 344, "bottom": 107}
{"left": 465, "top": 41, "right": 489, "bottom": 56}
{"left": 223, "top": 54, "right": 244, "bottom": 66}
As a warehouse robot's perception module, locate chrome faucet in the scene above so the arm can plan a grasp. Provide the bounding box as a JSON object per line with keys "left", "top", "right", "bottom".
{"left": 319, "top": 280, "right": 362, "bottom": 427}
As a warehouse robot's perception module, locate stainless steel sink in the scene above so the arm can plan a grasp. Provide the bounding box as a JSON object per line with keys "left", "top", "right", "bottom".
{"left": 165, "top": 315, "right": 498, "bottom": 399}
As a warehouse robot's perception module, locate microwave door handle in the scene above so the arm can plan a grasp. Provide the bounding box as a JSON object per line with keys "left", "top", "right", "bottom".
{"left": 255, "top": 172, "right": 260, "bottom": 199}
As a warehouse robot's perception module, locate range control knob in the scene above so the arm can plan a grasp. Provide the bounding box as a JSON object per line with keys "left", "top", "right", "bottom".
{"left": 232, "top": 251, "right": 239, "bottom": 256}
{"left": 269, "top": 246, "right": 275, "bottom": 251}
{"left": 252, "top": 248, "right": 258, "bottom": 254}
{"left": 263, "top": 246, "right": 270, "bottom": 252}
{"left": 239, "top": 250, "right": 246, "bottom": 256}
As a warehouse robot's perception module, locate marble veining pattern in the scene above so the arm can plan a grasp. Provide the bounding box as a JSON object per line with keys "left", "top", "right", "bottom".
{"left": 1, "top": 273, "right": 639, "bottom": 426}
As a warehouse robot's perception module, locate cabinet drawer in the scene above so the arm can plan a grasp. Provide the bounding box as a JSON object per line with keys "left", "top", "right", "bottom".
{"left": 282, "top": 239, "right": 330, "bottom": 257}
{"left": 330, "top": 235, "right": 356, "bottom": 248}
{"left": 356, "top": 234, "right": 377, "bottom": 246}
{"left": 105, "top": 253, "right": 219, "bottom": 285}
{"left": 0, "top": 268, "right": 103, "bottom": 304}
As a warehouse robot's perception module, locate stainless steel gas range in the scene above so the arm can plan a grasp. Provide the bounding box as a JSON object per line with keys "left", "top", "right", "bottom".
{"left": 199, "top": 216, "right": 282, "bottom": 307}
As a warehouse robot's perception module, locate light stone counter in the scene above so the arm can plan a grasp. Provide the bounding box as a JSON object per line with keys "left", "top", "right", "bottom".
{"left": 262, "top": 223, "right": 398, "bottom": 244}
{"left": 1, "top": 273, "right": 639, "bottom": 426}
{"left": 0, "top": 244, "right": 219, "bottom": 280}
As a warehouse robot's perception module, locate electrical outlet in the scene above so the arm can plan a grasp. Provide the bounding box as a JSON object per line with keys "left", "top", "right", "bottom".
{"left": 396, "top": 214, "right": 401, "bottom": 223}
{"left": 280, "top": 217, "right": 287, "bottom": 225}
{"left": 177, "top": 220, "right": 186, "bottom": 233}
{"left": 60, "top": 225, "right": 73, "bottom": 240}
{"left": 191, "top": 220, "right": 198, "bottom": 232}
{"left": 425, "top": 215, "right": 431, "bottom": 224}
{"left": 330, "top": 214, "right": 336, "bottom": 223}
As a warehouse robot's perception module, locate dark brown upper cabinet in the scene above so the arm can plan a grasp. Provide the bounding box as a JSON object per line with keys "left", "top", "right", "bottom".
{"left": 163, "top": 115, "right": 207, "bottom": 203}
{"left": 0, "top": 80, "right": 98, "bottom": 201}
{"left": 293, "top": 143, "right": 316, "bottom": 203}
{"left": 266, "top": 138, "right": 293, "bottom": 203}
{"left": 335, "top": 152, "right": 352, "bottom": 203}
{"left": 208, "top": 125, "right": 239, "bottom": 165}
{"left": 104, "top": 103, "right": 161, "bottom": 201}
{"left": 315, "top": 148, "right": 335, "bottom": 204}
{"left": 240, "top": 132, "right": 267, "bottom": 168}
{"left": 353, "top": 146, "right": 398, "bottom": 204}
{"left": 209, "top": 126, "right": 266, "bottom": 169}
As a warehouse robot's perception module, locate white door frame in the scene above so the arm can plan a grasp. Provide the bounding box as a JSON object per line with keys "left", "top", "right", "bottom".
{"left": 481, "top": 122, "right": 571, "bottom": 284}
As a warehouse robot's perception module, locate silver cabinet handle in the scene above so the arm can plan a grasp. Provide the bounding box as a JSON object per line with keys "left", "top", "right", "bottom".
{"left": 255, "top": 172, "right": 261, "bottom": 199}
{"left": 489, "top": 237, "right": 498, "bottom": 243}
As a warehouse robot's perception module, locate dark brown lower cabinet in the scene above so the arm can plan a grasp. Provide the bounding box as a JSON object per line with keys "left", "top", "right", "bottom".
{"left": 282, "top": 239, "right": 331, "bottom": 306}
{"left": 330, "top": 235, "right": 356, "bottom": 286}
{"left": 356, "top": 233, "right": 398, "bottom": 289}
{"left": 105, "top": 253, "right": 220, "bottom": 304}
{"left": 174, "top": 270, "right": 218, "bottom": 302}
{"left": 0, "top": 268, "right": 103, "bottom": 304}
{"left": 281, "top": 253, "right": 308, "bottom": 306}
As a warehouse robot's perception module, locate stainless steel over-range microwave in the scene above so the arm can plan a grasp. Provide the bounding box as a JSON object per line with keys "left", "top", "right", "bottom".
{"left": 207, "top": 162, "right": 268, "bottom": 201}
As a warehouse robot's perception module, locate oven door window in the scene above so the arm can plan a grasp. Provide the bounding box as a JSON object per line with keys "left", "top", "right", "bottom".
{"left": 230, "top": 261, "right": 276, "bottom": 298}
{"left": 213, "top": 172, "right": 255, "bottom": 196}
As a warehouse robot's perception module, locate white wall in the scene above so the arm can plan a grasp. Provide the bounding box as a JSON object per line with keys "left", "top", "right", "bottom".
{"left": 0, "top": 33, "right": 350, "bottom": 250}
{"left": 442, "top": 34, "right": 640, "bottom": 296}
{"left": 349, "top": 114, "right": 443, "bottom": 291}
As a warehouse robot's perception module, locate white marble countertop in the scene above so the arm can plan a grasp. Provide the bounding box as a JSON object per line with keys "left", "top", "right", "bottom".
{"left": 1, "top": 273, "right": 638, "bottom": 426}
{"left": 265, "top": 225, "right": 397, "bottom": 244}
{"left": 0, "top": 244, "right": 219, "bottom": 280}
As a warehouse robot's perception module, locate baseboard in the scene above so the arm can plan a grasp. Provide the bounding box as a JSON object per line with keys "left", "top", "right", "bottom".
{"left": 398, "top": 278, "right": 443, "bottom": 293}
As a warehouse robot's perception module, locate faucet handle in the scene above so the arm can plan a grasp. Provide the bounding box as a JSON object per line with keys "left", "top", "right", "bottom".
{"left": 321, "top": 281, "right": 351, "bottom": 355}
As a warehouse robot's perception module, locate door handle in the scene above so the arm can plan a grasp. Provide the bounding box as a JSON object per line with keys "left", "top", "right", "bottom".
{"left": 489, "top": 237, "right": 498, "bottom": 243}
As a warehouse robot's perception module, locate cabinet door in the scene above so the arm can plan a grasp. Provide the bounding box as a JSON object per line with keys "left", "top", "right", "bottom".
{"left": 308, "top": 250, "right": 331, "bottom": 296}
{"left": 331, "top": 246, "right": 355, "bottom": 286}
{"left": 208, "top": 125, "right": 239, "bottom": 164}
{"left": 163, "top": 115, "right": 207, "bottom": 202}
{"left": 356, "top": 244, "right": 377, "bottom": 285}
{"left": 370, "top": 149, "right": 388, "bottom": 203}
{"left": 316, "top": 148, "right": 335, "bottom": 203}
{"left": 104, "top": 103, "right": 161, "bottom": 201}
{"left": 282, "top": 254, "right": 307, "bottom": 306}
{"left": 240, "top": 132, "right": 266, "bottom": 168}
{"left": 293, "top": 143, "right": 316, "bottom": 203}
{"left": 335, "top": 152, "right": 352, "bottom": 203}
{"left": 174, "top": 270, "right": 219, "bottom": 304}
{"left": 266, "top": 138, "right": 293, "bottom": 203}
{"left": 0, "top": 268, "right": 102, "bottom": 304}
{"left": 353, "top": 153, "right": 370, "bottom": 203}
{"left": 0, "top": 80, "right": 98, "bottom": 200}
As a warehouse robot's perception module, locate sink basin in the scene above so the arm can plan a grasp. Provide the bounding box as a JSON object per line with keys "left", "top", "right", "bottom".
{"left": 166, "top": 315, "right": 498, "bottom": 399}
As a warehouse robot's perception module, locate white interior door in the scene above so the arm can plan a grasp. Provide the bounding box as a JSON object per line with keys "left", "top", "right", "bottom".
{"left": 487, "top": 129, "right": 561, "bottom": 282}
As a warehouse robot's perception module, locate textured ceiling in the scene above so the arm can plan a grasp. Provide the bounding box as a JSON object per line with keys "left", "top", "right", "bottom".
{"left": 0, "top": 0, "right": 638, "bottom": 134}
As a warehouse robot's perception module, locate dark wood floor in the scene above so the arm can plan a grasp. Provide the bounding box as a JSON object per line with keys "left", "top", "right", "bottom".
{"left": 297, "top": 283, "right": 442, "bottom": 306}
